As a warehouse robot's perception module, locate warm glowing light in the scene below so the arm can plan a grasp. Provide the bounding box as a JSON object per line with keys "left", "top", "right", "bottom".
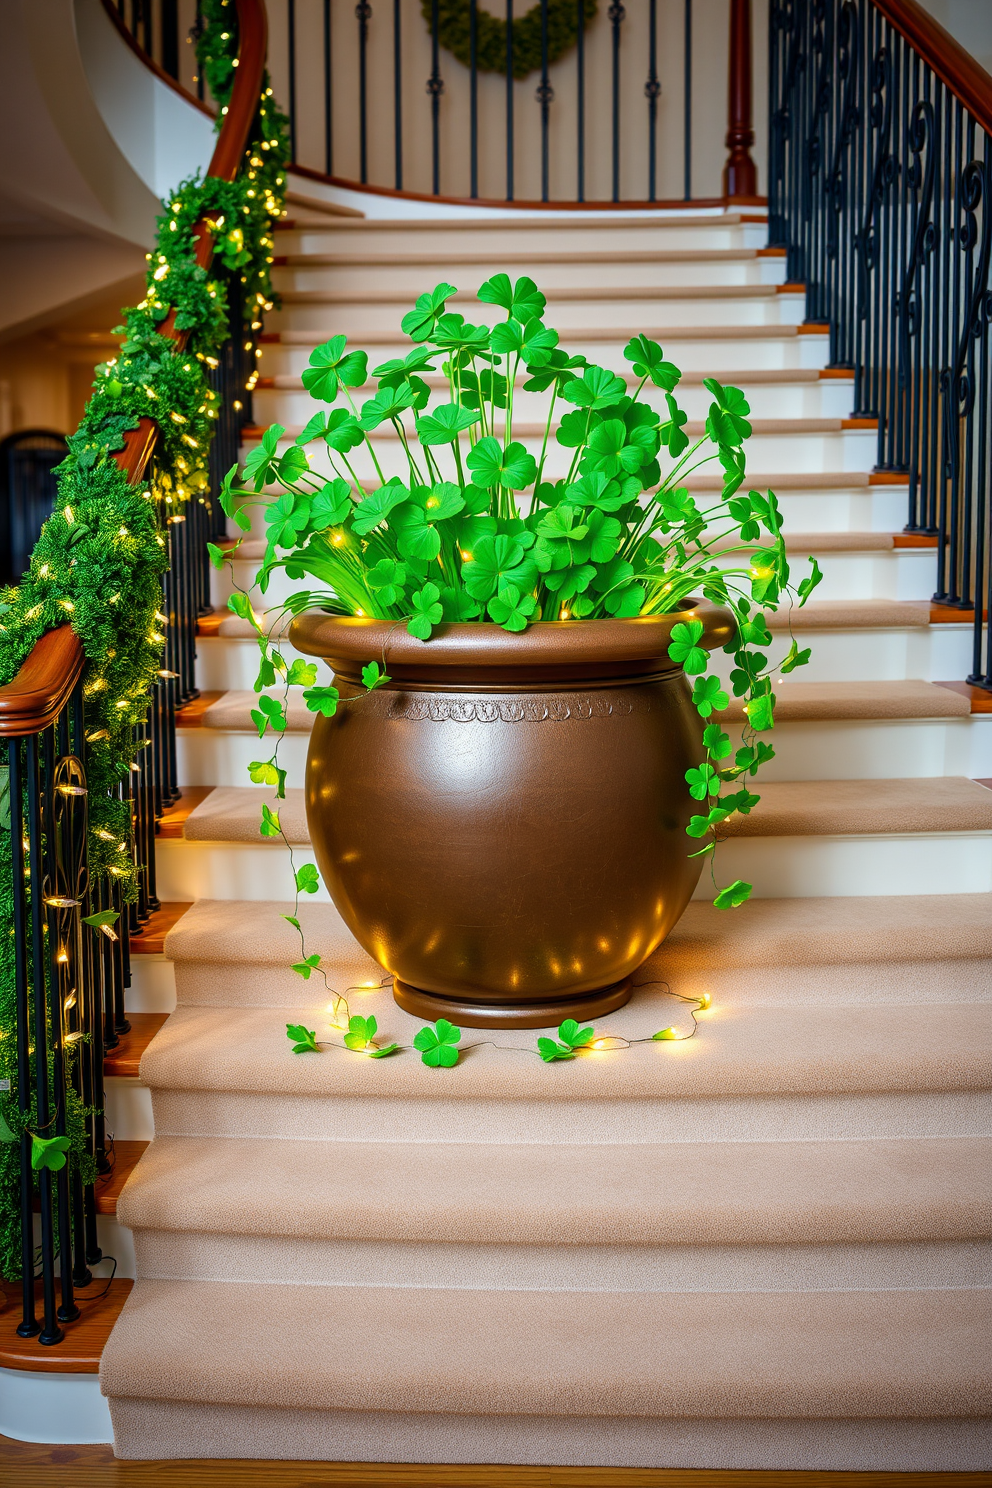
{"left": 699, "top": 993, "right": 712, "bottom": 1010}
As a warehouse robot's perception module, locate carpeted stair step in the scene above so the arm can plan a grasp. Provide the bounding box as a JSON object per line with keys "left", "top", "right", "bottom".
{"left": 100, "top": 1278, "right": 991, "bottom": 1464}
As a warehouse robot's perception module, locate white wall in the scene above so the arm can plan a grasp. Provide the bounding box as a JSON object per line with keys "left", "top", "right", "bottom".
{"left": 915, "top": 0, "right": 992, "bottom": 75}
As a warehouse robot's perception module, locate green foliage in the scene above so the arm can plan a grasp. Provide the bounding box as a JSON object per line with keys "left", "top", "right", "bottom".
{"left": 423, "top": 1, "right": 598, "bottom": 79}
{"left": 537, "top": 1018, "right": 596, "bottom": 1062}
{"left": 413, "top": 1019, "right": 461, "bottom": 1068}
{"left": 286, "top": 1023, "right": 320, "bottom": 1054}
{"left": 30, "top": 1135, "right": 72, "bottom": 1173}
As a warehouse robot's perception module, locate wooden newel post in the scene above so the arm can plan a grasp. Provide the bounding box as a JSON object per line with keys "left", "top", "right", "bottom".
{"left": 723, "top": 0, "right": 758, "bottom": 199}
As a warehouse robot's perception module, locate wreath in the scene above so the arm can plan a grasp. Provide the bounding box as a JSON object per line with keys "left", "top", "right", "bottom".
{"left": 422, "top": 0, "right": 598, "bottom": 80}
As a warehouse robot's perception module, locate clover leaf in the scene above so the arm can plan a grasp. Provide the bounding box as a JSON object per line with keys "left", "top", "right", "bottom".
{"left": 31, "top": 1135, "right": 71, "bottom": 1173}
{"left": 562, "top": 366, "right": 627, "bottom": 410}
{"left": 264, "top": 491, "right": 310, "bottom": 553}
{"left": 344, "top": 1014, "right": 378, "bottom": 1051}
{"left": 362, "top": 662, "right": 391, "bottom": 691}
{"left": 359, "top": 384, "right": 416, "bottom": 431}
{"left": 286, "top": 659, "right": 318, "bottom": 687}
{"left": 302, "top": 336, "right": 368, "bottom": 402}
{"left": 703, "top": 724, "right": 733, "bottom": 760}
{"left": 290, "top": 955, "right": 321, "bottom": 981}
{"left": 401, "top": 282, "right": 458, "bottom": 341}
{"left": 463, "top": 534, "right": 535, "bottom": 602}
{"left": 466, "top": 438, "right": 537, "bottom": 490}
{"left": 704, "top": 379, "right": 752, "bottom": 447}
{"left": 243, "top": 424, "right": 285, "bottom": 491}
{"left": 415, "top": 403, "right": 480, "bottom": 445}
{"left": 352, "top": 481, "right": 410, "bottom": 536}
{"left": 412, "top": 1018, "right": 461, "bottom": 1068}
{"left": 250, "top": 695, "right": 286, "bottom": 738}
{"left": 303, "top": 685, "right": 341, "bottom": 717}
{"left": 408, "top": 582, "right": 443, "bottom": 640}
{"left": 478, "top": 273, "right": 546, "bottom": 323}
{"left": 295, "top": 864, "right": 320, "bottom": 895}
{"left": 286, "top": 1022, "right": 320, "bottom": 1053}
{"left": 323, "top": 408, "right": 365, "bottom": 452}
{"left": 797, "top": 556, "right": 823, "bottom": 605}
{"left": 487, "top": 583, "right": 537, "bottom": 632}
{"left": 685, "top": 763, "right": 719, "bottom": 800}
{"left": 248, "top": 759, "right": 285, "bottom": 792}
{"left": 310, "top": 479, "right": 353, "bottom": 529}
{"left": 668, "top": 619, "right": 709, "bottom": 675}
{"left": 367, "top": 558, "right": 408, "bottom": 606}
{"left": 714, "top": 879, "right": 753, "bottom": 910}
{"left": 623, "top": 335, "right": 680, "bottom": 392}
{"left": 692, "top": 675, "right": 729, "bottom": 717}
{"left": 259, "top": 803, "right": 282, "bottom": 838}
{"left": 440, "top": 586, "right": 482, "bottom": 621}
{"left": 537, "top": 1037, "right": 576, "bottom": 1062}
{"left": 780, "top": 638, "right": 812, "bottom": 673}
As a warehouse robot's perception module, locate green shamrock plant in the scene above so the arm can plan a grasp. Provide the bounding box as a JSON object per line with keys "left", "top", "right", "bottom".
{"left": 286, "top": 1023, "right": 320, "bottom": 1054}
{"left": 413, "top": 1019, "right": 461, "bottom": 1068}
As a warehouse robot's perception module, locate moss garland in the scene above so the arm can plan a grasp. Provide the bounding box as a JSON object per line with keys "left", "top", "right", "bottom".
{"left": 0, "top": 5, "right": 289, "bottom": 1280}
{"left": 423, "top": 0, "right": 598, "bottom": 80}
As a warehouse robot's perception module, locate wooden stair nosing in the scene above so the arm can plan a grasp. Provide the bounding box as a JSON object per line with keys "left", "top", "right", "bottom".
{"left": 129, "top": 902, "right": 194, "bottom": 955}
{"left": 0, "top": 1278, "right": 133, "bottom": 1374}
{"left": 95, "top": 1139, "right": 150, "bottom": 1215}
{"left": 103, "top": 1014, "right": 169, "bottom": 1080}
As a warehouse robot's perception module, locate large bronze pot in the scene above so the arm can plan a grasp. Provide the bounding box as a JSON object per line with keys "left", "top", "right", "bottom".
{"left": 290, "top": 605, "right": 734, "bottom": 1028}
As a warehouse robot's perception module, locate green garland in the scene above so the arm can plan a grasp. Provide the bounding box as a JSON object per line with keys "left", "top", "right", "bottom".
{"left": 423, "top": 0, "right": 598, "bottom": 79}
{"left": 0, "top": 4, "right": 289, "bottom": 1280}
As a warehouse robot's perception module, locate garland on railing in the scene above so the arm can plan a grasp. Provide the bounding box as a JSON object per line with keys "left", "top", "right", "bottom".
{"left": 424, "top": 0, "right": 598, "bottom": 79}
{"left": 0, "top": 7, "right": 289, "bottom": 1280}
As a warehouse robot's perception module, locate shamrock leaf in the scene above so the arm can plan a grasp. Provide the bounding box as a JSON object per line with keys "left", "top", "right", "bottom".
{"left": 704, "top": 379, "right": 752, "bottom": 447}
{"left": 362, "top": 661, "right": 391, "bottom": 691}
{"left": 743, "top": 687, "right": 776, "bottom": 732}
{"left": 264, "top": 491, "right": 310, "bottom": 552}
{"left": 478, "top": 273, "right": 546, "bottom": 323}
{"left": 780, "top": 639, "right": 812, "bottom": 674}
{"left": 692, "top": 675, "right": 730, "bottom": 717}
{"left": 286, "top": 1022, "right": 320, "bottom": 1052}
{"left": 290, "top": 956, "right": 321, "bottom": 981}
{"left": 623, "top": 335, "right": 681, "bottom": 391}
{"left": 296, "top": 411, "right": 333, "bottom": 446}
{"left": 242, "top": 424, "right": 285, "bottom": 491}
{"left": 557, "top": 1018, "right": 595, "bottom": 1049}
{"left": 439, "top": 585, "right": 482, "bottom": 621}
{"left": 295, "top": 864, "right": 320, "bottom": 894}
{"left": 373, "top": 345, "right": 438, "bottom": 388}
{"left": 31, "top": 1135, "right": 71, "bottom": 1173}
{"left": 207, "top": 541, "right": 229, "bottom": 569}
{"left": 322, "top": 408, "right": 365, "bottom": 453}
{"left": 463, "top": 534, "right": 535, "bottom": 603}
{"left": 562, "top": 366, "right": 627, "bottom": 410}
{"left": 668, "top": 620, "right": 709, "bottom": 675}
{"left": 487, "top": 583, "right": 537, "bottom": 632}
{"left": 303, "top": 685, "right": 341, "bottom": 717}
{"left": 582, "top": 420, "right": 647, "bottom": 478}
{"left": 658, "top": 393, "right": 689, "bottom": 458}
{"left": 408, "top": 582, "right": 443, "bottom": 640}
{"left": 797, "top": 556, "right": 823, "bottom": 604}
{"left": 431, "top": 312, "right": 491, "bottom": 355}
{"left": 248, "top": 759, "right": 282, "bottom": 788}
{"left": 703, "top": 723, "right": 733, "bottom": 759}
{"left": 286, "top": 659, "right": 318, "bottom": 686}
{"left": 466, "top": 437, "right": 537, "bottom": 490}
{"left": 359, "top": 384, "right": 416, "bottom": 431}
{"left": 401, "top": 282, "right": 458, "bottom": 341}
{"left": 556, "top": 409, "right": 593, "bottom": 448}
{"left": 352, "top": 481, "right": 410, "bottom": 536}
{"left": 310, "top": 479, "right": 353, "bottom": 529}
{"left": 259, "top": 803, "right": 282, "bottom": 838}
{"left": 714, "top": 879, "right": 753, "bottom": 910}
{"left": 301, "top": 336, "right": 368, "bottom": 402}
{"left": 685, "top": 763, "right": 719, "bottom": 800}
{"left": 367, "top": 557, "right": 408, "bottom": 606}
{"left": 537, "top": 1037, "right": 576, "bottom": 1063}
{"left": 367, "top": 1043, "right": 402, "bottom": 1058}
{"left": 415, "top": 403, "right": 480, "bottom": 445}
{"left": 250, "top": 695, "right": 286, "bottom": 738}
{"left": 344, "top": 1014, "right": 378, "bottom": 1051}
{"left": 523, "top": 348, "right": 588, "bottom": 391}
{"left": 412, "top": 1018, "right": 461, "bottom": 1068}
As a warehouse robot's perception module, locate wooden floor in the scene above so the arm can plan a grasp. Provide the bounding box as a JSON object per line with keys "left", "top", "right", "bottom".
{"left": 0, "top": 1441, "right": 986, "bottom": 1488}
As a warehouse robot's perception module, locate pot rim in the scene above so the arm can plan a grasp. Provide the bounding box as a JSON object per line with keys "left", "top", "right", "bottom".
{"left": 290, "top": 599, "right": 736, "bottom": 672}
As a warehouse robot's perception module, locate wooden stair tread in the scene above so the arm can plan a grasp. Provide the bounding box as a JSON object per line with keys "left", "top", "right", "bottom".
{"left": 157, "top": 789, "right": 213, "bottom": 840}
{"left": 104, "top": 1014, "right": 169, "bottom": 1079}
{"left": 934, "top": 681, "right": 992, "bottom": 714}
{"left": 0, "top": 1278, "right": 132, "bottom": 1373}
{"left": 174, "top": 692, "right": 225, "bottom": 727}
{"left": 129, "top": 902, "right": 193, "bottom": 955}
{"left": 95, "top": 1140, "right": 149, "bottom": 1215}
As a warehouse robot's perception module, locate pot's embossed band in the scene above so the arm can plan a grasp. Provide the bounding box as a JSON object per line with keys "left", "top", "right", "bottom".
{"left": 391, "top": 692, "right": 656, "bottom": 722}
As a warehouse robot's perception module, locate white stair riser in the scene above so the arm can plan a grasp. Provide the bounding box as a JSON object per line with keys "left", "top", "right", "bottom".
{"left": 273, "top": 293, "right": 806, "bottom": 335}
{"left": 276, "top": 223, "right": 770, "bottom": 256}
{"left": 175, "top": 715, "right": 992, "bottom": 791}
{"left": 105, "top": 1077, "right": 155, "bottom": 1141}
{"left": 276, "top": 256, "right": 789, "bottom": 294}
{"left": 0, "top": 1369, "right": 113, "bottom": 1445}
{"left": 153, "top": 831, "right": 992, "bottom": 905}
{"left": 150, "top": 1086, "right": 991, "bottom": 1146}
{"left": 127, "top": 954, "right": 179, "bottom": 1014}
{"left": 196, "top": 625, "right": 981, "bottom": 691}
{"left": 253, "top": 376, "right": 856, "bottom": 422}
{"left": 130, "top": 1230, "right": 991, "bottom": 1295}
{"left": 214, "top": 546, "right": 935, "bottom": 613}
{"left": 260, "top": 332, "right": 831, "bottom": 373}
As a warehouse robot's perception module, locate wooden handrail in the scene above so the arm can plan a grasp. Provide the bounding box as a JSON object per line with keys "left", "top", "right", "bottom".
{"left": 0, "top": 0, "right": 267, "bottom": 732}
{"left": 873, "top": 0, "right": 992, "bottom": 136}
{"left": 0, "top": 627, "right": 84, "bottom": 737}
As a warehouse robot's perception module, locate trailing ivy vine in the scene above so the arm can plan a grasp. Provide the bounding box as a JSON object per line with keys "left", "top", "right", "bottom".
{"left": 423, "top": 0, "right": 598, "bottom": 79}
{"left": 0, "top": 3, "right": 289, "bottom": 1279}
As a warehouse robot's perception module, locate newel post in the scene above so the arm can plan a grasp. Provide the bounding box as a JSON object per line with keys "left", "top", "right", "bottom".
{"left": 723, "top": 0, "right": 758, "bottom": 199}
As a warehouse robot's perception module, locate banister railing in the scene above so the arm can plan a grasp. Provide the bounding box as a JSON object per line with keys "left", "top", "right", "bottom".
{"left": 0, "top": 0, "right": 272, "bottom": 1347}
{"left": 111, "top": 0, "right": 765, "bottom": 207}
{"left": 769, "top": 0, "right": 992, "bottom": 688}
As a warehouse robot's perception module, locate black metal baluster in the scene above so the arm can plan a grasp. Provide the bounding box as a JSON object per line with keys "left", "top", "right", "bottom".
{"left": 288, "top": 0, "right": 297, "bottom": 164}
{"left": 9, "top": 738, "right": 39, "bottom": 1338}
{"left": 538, "top": 0, "right": 552, "bottom": 203}
{"left": 324, "top": 0, "right": 333, "bottom": 177}
{"left": 609, "top": 3, "right": 625, "bottom": 202}
{"left": 506, "top": 0, "right": 514, "bottom": 201}
{"left": 393, "top": 0, "right": 403, "bottom": 189}
{"left": 26, "top": 733, "right": 62, "bottom": 1345}
{"left": 576, "top": 0, "right": 585, "bottom": 202}
{"left": 194, "top": 0, "right": 204, "bottom": 101}
{"left": 470, "top": 0, "right": 479, "bottom": 198}
{"left": 645, "top": 0, "right": 660, "bottom": 202}
{"left": 358, "top": 1, "right": 371, "bottom": 184}
{"left": 161, "top": 0, "right": 179, "bottom": 78}
{"left": 427, "top": 0, "right": 443, "bottom": 195}
{"left": 684, "top": 0, "right": 692, "bottom": 200}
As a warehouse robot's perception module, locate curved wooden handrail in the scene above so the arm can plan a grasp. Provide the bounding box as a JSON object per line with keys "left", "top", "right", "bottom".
{"left": 874, "top": 0, "right": 992, "bottom": 136}
{"left": 0, "top": 627, "right": 84, "bottom": 737}
{"left": 1, "top": 0, "right": 267, "bottom": 732}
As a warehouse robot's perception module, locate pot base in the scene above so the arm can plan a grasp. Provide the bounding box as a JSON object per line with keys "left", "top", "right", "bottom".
{"left": 392, "top": 976, "right": 633, "bottom": 1030}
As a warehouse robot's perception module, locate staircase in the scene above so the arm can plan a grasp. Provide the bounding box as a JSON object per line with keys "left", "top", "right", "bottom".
{"left": 97, "top": 199, "right": 992, "bottom": 1469}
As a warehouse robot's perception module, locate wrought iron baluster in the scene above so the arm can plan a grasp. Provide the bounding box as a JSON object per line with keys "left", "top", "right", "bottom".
{"left": 683, "top": 0, "right": 692, "bottom": 201}
{"left": 393, "top": 0, "right": 403, "bottom": 190}
{"left": 427, "top": 0, "right": 443, "bottom": 196}
{"left": 470, "top": 0, "right": 479, "bottom": 198}
{"left": 576, "top": 0, "right": 585, "bottom": 202}
{"left": 506, "top": 1, "right": 515, "bottom": 201}
{"left": 324, "top": 0, "right": 333, "bottom": 177}
{"left": 8, "top": 738, "right": 38, "bottom": 1339}
{"left": 538, "top": 0, "right": 553, "bottom": 203}
{"left": 358, "top": 1, "right": 372, "bottom": 185}
{"left": 645, "top": 0, "right": 660, "bottom": 203}
{"left": 609, "top": 3, "right": 625, "bottom": 203}
{"left": 288, "top": 0, "right": 297, "bottom": 164}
